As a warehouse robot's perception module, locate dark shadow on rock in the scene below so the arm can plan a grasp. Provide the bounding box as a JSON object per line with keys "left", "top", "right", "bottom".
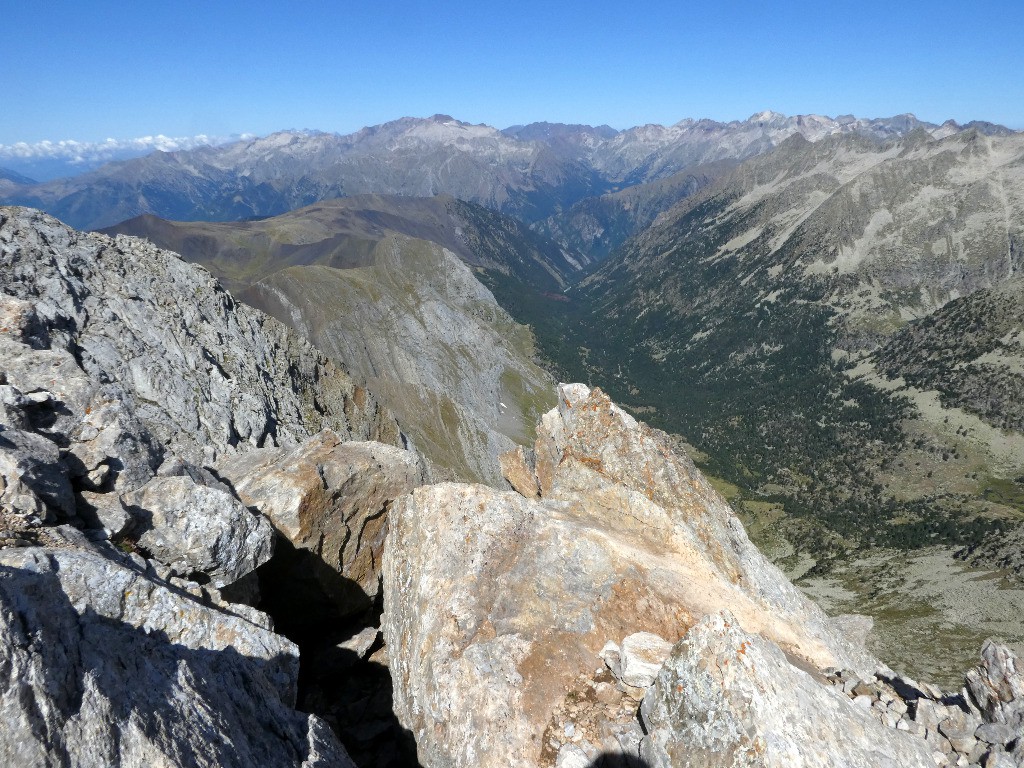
{"left": 586, "top": 754, "right": 652, "bottom": 768}
{"left": 256, "top": 539, "right": 422, "bottom": 768}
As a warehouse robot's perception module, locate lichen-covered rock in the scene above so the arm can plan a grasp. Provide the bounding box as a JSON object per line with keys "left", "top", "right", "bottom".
{"left": 0, "top": 547, "right": 354, "bottom": 768}
{"left": 382, "top": 385, "right": 881, "bottom": 767}
{"left": 638, "top": 613, "right": 935, "bottom": 768}
{"left": 122, "top": 475, "right": 276, "bottom": 588}
{"left": 217, "top": 432, "right": 422, "bottom": 618}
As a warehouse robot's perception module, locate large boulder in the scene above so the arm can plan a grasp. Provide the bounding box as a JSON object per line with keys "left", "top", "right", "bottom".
{"left": 383, "top": 384, "right": 880, "bottom": 767}
{"left": 122, "top": 475, "right": 276, "bottom": 588}
{"left": 638, "top": 613, "right": 935, "bottom": 768}
{"left": 0, "top": 547, "right": 354, "bottom": 768}
{"left": 217, "top": 432, "right": 422, "bottom": 621}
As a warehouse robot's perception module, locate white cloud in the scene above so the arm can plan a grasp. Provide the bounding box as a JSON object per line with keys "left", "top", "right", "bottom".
{"left": 0, "top": 133, "right": 254, "bottom": 163}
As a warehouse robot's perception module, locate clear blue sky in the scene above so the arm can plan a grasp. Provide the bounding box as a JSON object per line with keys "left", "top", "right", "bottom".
{"left": 3, "top": 0, "right": 1022, "bottom": 144}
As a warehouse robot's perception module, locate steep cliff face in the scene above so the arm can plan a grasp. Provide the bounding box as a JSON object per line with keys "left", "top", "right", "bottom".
{"left": 244, "top": 235, "right": 555, "bottom": 485}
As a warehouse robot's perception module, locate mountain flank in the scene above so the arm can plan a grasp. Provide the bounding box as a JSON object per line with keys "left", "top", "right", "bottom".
{"left": 505, "top": 128, "right": 1024, "bottom": 680}
{"left": 104, "top": 195, "right": 576, "bottom": 484}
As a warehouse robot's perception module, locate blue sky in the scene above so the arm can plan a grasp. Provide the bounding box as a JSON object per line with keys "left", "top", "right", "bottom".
{"left": 3, "top": 0, "right": 1022, "bottom": 145}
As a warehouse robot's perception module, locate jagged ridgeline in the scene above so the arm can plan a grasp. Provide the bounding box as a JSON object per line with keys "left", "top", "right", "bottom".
{"left": 3, "top": 111, "right": 1005, "bottom": 232}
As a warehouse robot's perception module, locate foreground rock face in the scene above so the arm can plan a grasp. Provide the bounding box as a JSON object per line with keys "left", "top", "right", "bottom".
{"left": 383, "top": 384, "right": 885, "bottom": 767}
{"left": 0, "top": 208, "right": 426, "bottom": 765}
{"left": 0, "top": 547, "right": 353, "bottom": 768}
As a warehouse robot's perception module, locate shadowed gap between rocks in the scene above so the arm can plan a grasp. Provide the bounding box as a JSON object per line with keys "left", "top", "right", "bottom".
{"left": 255, "top": 536, "right": 422, "bottom": 768}
{"left": 587, "top": 755, "right": 652, "bottom": 768}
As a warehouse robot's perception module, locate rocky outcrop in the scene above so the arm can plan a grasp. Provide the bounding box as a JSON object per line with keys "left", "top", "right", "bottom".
{"left": 818, "top": 642, "right": 1024, "bottom": 767}
{"left": 3, "top": 202, "right": 1020, "bottom": 768}
{"left": 217, "top": 432, "right": 422, "bottom": 620}
{"left": 121, "top": 475, "right": 276, "bottom": 588}
{"left": 966, "top": 641, "right": 1024, "bottom": 729}
{"left": 0, "top": 206, "right": 403, "bottom": 467}
{"left": 638, "top": 614, "right": 935, "bottom": 768}
{"left": 385, "top": 383, "right": 1024, "bottom": 767}
{"left": 383, "top": 384, "right": 883, "bottom": 767}
{"left": 0, "top": 547, "right": 353, "bottom": 768}
{"left": 0, "top": 207, "right": 428, "bottom": 766}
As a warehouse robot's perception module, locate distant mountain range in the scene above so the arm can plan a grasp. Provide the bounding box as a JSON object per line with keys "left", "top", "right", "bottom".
{"left": 27, "top": 112, "right": 1024, "bottom": 681}
{"left": 3, "top": 112, "right": 1015, "bottom": 231}
{"left": 0, "top": 133, "right": 251, "bottom": 182}
{"left": 0, "top": 167, "right": 36, "bottom": 194}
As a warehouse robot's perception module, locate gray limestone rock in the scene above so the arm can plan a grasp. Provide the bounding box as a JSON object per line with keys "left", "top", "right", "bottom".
{"left": 638, "top": 613, "right": 935, "bottom": 768}
{"left": 0, "top": 547, "right": 354, "bottom": 768}
{"left": 75, "top": 490, "right": 133, "bottom": 539}
{"left": 0, "top": 207, "right": 403, "bottom": 466}
{"left": 966, "top": 641, "right": 1024, "bottom": 728}
{"left": 0, "top": 424, "right": 74, "bottom": 520}
{"left": 121, "top": 475, "right": 275, "bottom": 588}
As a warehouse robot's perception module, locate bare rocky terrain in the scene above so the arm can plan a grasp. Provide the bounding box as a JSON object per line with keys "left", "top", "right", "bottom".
{"left": 3, "top": 106, "right": 1024, "bottom": 767}
{"left": 4, "top": 207, "right": 1023, "bottom": 767}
